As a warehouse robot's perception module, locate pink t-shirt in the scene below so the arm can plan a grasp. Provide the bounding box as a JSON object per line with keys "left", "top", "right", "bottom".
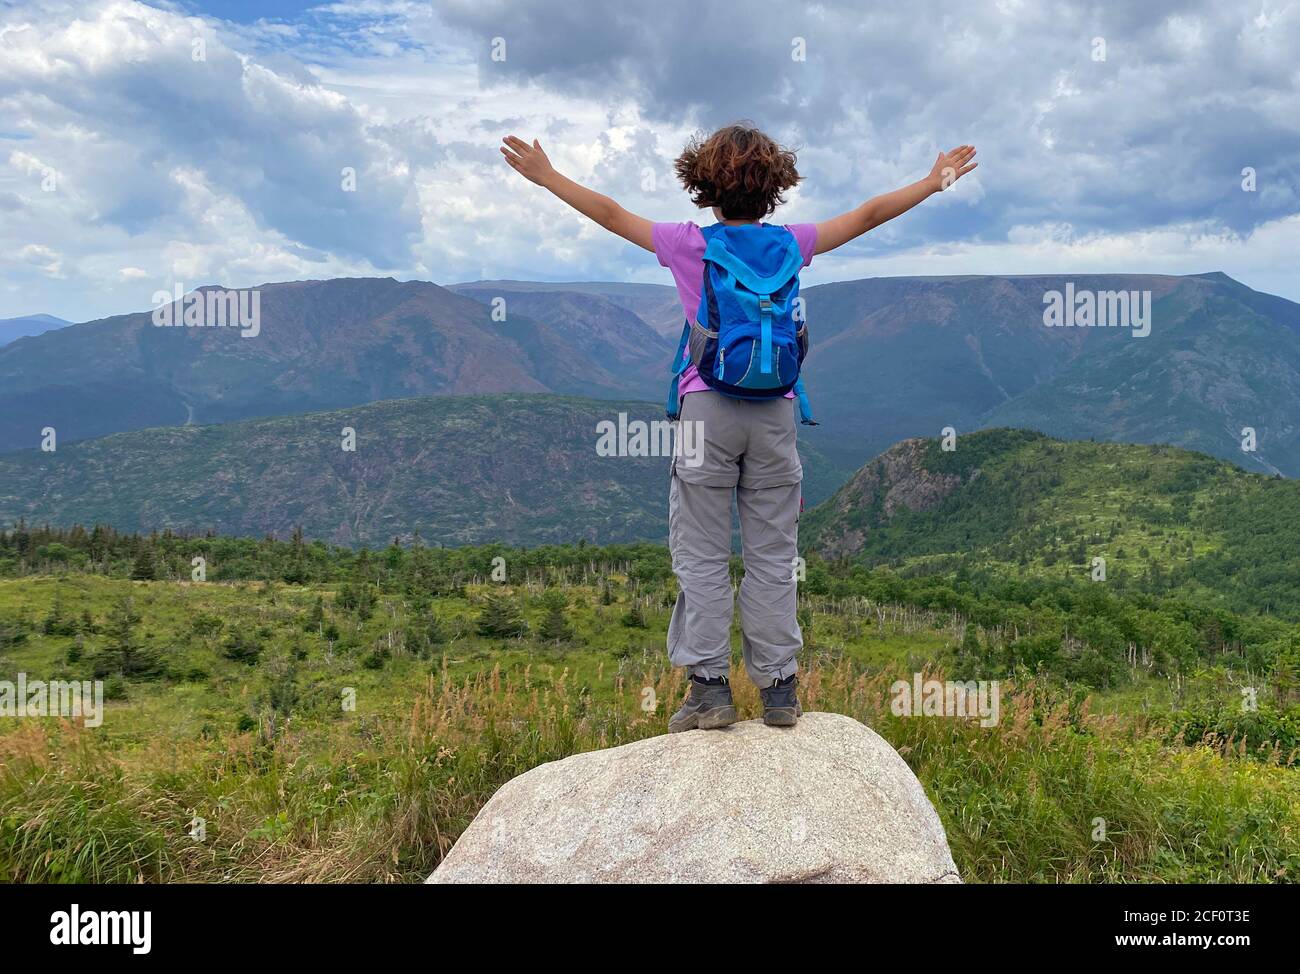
{"left": 653, "top": 221, "right": 818, "bottom": 396}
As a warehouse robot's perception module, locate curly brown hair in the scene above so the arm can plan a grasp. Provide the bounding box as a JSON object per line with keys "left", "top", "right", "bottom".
{"left": 673, "top": 123, "right": 801, "bottom": 221}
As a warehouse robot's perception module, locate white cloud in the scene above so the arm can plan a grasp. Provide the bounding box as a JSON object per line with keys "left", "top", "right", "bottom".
{"left": 17, "top": 243, "right": 63, "bottom": 276}
{"left": 0, "top": 0, "right": 424, "bottom": 317}
{"left": 0, "top": 0, "right": 1297, "bottom": 321}
{"left": 802, "top": 213, "right": 1300, "bottom": 304}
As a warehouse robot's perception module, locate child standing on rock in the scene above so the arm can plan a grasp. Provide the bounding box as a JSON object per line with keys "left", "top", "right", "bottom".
{"left": 502, "top": 123, "right": 976, "bottom": 731}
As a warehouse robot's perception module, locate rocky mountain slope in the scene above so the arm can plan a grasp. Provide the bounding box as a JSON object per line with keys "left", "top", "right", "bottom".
{"left": 0, "top": 393, "right": 850, "bottom": 547}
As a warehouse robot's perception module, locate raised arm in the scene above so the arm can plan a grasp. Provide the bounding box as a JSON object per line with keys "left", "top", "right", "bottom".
{"left": 814, "top": 145, "right": 977, "bottom": 255}
{"left": 501, "top": 136, "right": 654, "bottom": 253}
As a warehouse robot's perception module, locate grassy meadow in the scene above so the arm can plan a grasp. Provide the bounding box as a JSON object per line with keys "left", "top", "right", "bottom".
{"left": 2, "top": 539, "right": 1298, "bottom": 884}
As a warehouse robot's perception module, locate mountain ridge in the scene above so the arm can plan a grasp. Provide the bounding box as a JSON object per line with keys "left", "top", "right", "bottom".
{"left": 0, "top": 393, "right": 852, "bottom": 547}
{"left": 0, "top": 277, "right": 668, "bottom": 453}
{"left": 3, "top": 271, "right": 1297, "bottom": 477}
{"left": 0, "top": 313, "right": 72, "bottom": 347}
{"left": 800, "top": 426, "right": 1300, "bottom": 619}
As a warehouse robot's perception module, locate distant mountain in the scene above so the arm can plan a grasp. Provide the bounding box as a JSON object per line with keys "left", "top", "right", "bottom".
{"left": 5, "top": 272, "right": 1298, "bottom": 479}
{"left": 801, "top": 428, "right": 1300, "bottom": 619}
{"left": 453, "top": 281, "right": 685, "bottom": 338}
{"left": 0, "top": 394, "right": 852, "bottom": 547}
{"left": 795, "top": 272, "right": 1300, "bottom": 476}
{"left": 976, "top": 273, "right": 1300, "bottom": 477}
{"left": 0, "top": 313, "right": 70, "bottom": 347}
{"left": 0, "top": 278, "right": 669, "bottom": 453}
{"left": 448, "top": 286, "right": 673, "bottom": 373}
{"left": 461, "top": 273, "right": 1300, "bottom": 477}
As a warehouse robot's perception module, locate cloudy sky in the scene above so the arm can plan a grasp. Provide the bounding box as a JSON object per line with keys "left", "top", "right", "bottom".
{"left": 1, "top": 0, "right": 1297, "bottom": 321}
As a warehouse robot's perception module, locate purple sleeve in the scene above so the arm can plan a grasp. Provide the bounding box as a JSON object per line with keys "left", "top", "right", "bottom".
{"left": 653, "top": 222, "right": 693, "bottom": 268}
{"left": 786, "top": 224, "right": 818, "bottom": 267}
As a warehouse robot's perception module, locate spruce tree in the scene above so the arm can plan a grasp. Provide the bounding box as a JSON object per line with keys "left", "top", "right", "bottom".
{"left": 131, "top": 543, "right": 157, "bottom": 581}
{"left": 407, "top": 609, "right": 446, "bottom": 659}
{"left": 620, "top": 600, "right": 647, "bottom": 629}
{"left": 305, "top": 596, "right": 325, "bottom": 634}
{"left": 477, "top": 591, "right": 527, "bottom": 639}
{"left": 222, "top": 629, "right": 263, "bottom": 665}
{"left": 537, "top": 591, "right": 574, "bottom": 644}
{"left": 95, "top": 597, "right": 162, "bottom": 679}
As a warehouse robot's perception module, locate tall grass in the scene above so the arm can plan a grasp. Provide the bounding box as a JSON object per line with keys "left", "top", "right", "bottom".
{"left": 2, "top": 658, "right": 1298, "bottom": 883}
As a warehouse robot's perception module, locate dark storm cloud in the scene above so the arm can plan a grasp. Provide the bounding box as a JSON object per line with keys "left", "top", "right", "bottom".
{"left": 436, "top": 0, "right": 1300, "bottom": 240}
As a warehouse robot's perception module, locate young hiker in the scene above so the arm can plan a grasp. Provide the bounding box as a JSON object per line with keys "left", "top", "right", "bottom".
{"left": 502, "top": 124, "right": 976, "bottom": 731}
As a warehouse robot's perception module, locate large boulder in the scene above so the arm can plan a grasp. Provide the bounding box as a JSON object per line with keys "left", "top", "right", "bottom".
{"left": 428, "top": 711, "right": 960, "bottom": 884}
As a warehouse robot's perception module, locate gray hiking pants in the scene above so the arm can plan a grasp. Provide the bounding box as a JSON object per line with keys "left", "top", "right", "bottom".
{"left": 667, "top": 391, "right": 803, "bottom": 687}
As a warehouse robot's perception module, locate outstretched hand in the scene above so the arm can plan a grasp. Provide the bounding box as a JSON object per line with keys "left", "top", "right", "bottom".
{"left": 501, "top": 136, "right": 556, "bottom": 187}
{"left": 498, "top": 134, "right": 655, "bottom": 252}
{"left": 928, "top": 145, "right": 978, "bottom": 191}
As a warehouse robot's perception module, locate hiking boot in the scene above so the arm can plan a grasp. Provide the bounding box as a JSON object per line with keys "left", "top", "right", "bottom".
{"left": 668, "top": 675, "right": 738, "bottom": 733}
{"left": 760, "top": 674, "right": 802, "bottom": 727}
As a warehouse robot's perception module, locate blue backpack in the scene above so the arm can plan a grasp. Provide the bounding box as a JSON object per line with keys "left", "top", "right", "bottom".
{"left": 665, "top": 223, "right": 816, "bottom": 425}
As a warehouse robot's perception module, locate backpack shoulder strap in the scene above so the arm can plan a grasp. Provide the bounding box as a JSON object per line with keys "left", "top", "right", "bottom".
{"left": 665, "top": 320, "right": 691, "bottom": 420}
{"left": 701, "top": 226, "right": 803, "bottom": 294}
{"left": 793, "top": 376, "right": 818, "bottom": 426}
